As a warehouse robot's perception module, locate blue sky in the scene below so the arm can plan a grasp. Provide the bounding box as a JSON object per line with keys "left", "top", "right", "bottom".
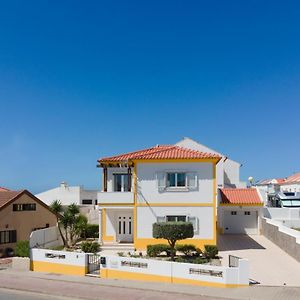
{"left": 0, "top": 1, "right": 300, "bottom": 193}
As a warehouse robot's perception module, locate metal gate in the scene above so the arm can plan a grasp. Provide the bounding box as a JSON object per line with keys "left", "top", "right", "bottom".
{"left": 87, "top": 254, "right": 101, "bottom": 275}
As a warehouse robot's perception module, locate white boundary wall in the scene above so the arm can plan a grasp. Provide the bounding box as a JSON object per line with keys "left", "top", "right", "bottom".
{"left": 30, "top": 226, "right": 62, "bottom": 249}
{"left": 101, "top": 255, "right": 249, "bottom": 287}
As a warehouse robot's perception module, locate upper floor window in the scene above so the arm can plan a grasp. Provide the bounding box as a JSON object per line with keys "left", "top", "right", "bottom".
{"left": 114, "top": 174, "right": 130, "bottom": 192}
{"left": 13, "top": 203, "right": 36, "bottom": 211}
{"left": 82, "top": 199, "right": 93, "bottom": 205}
{"left": 157, "top": 171, "right": 197, "bottom": 192}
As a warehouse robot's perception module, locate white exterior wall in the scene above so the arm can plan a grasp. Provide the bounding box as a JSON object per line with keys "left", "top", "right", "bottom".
{"left": 280, "top": 183, "right": 300, "bottom": 193}
{"left": 136, "top": 162, "right": 214, "bottom": 204}
{"left": 224, "top": 159, "right": 245, "bottom": 188}
{"left": 218, "top": 206, "right": 262, "bottom": 235}
{"left": 136, "top": 206, "right": 214, "bottom": 239}
{"left": 36, "top": 185, "right": 98, "bottom": 206}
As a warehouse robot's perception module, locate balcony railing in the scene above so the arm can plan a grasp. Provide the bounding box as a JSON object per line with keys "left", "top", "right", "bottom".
{"left": 97, "top": 192, "right": 134, "bottom": 205}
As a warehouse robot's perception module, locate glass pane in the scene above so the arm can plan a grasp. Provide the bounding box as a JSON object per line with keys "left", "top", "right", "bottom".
{"left": 119, "top": 221, "right": 121, "bottom": 234}
{"left": 166, "top": 216, "right": 176, "bottom": 222}
{"left": 167, "top": 173, "right": 176, "bottom": 187}
{"left": 123, "top": 174, "right": 129, "bottom": 192}
{"left": 177, "top": 173, "right": 186, "bottom": 187}
{"left": 177, "top": 216, "right": 186, "bottom": 222}
{"left": 129, "top": 221, "right": 131, "bottom": 234}
{"left": 114, "top": 174, "right": 122, "bottom": 191}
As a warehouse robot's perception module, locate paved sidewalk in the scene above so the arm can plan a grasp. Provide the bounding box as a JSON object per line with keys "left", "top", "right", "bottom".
{"left": 0, "top": 269, "right": 300, "bottom": 300}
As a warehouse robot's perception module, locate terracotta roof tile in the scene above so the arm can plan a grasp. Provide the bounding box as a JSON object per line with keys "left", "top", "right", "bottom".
{"left": 283, "top": 173, "right": 300, "bottom": 184}
{"left": 220, "top": 188, "right": 262, "bottom": 205}
{"left": 98, "top": 145, "right": 221, "bottom": 163}
{"left": 0, "top": 190, "right": 24, "bottom": 209}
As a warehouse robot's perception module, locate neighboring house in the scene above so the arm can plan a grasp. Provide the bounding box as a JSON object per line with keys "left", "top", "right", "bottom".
{"left": 280, "top": 172, "right": 300, "bottom": 193}
{"left": 0, "top": 189, "right": 57, "bottom": 256}
{"left": 36, "top": 182, "right": 99, "bottom": 224}
{"left": 176, "top": 138, "right": 246, "bottom": 189}
{"left": 218, "top": 188, "right": 263, "bottom": 235}
{"left": 256, "top": 173, "right": 300, "bottom": 207}
{"left": 97, "top": 144, "right": 221, "bottom": 250}
{"left": 36, "top": 182, "right": 99, "bottom": 206}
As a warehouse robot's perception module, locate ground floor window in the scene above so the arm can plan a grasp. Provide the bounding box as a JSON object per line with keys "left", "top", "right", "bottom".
{"left": 157, "top": 215, "right": 198, "bottom": 232}
{"left": 0, "top": 230, "right": 17, "bottom": 244}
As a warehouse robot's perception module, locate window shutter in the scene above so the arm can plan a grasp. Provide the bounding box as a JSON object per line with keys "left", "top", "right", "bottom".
{"left": 187, "top": 172, "right": 197, "bottom": 190}
{"left": 188, "top": 216, "right": 198, "bottom": 232}
{"left": 156, "top": 172, "right": 166, "bottom": 191}
{"left": 157, "top": 216, "right": 166, "bottom": 223}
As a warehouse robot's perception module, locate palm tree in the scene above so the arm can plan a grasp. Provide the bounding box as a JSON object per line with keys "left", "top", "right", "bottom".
{"left": 50, "top": 200, "right": 67, "bottom": 247}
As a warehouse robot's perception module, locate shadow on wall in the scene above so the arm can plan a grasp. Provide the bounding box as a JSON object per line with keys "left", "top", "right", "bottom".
{"left": 224, "top": 172, "right": 237, "bottom": 188}
{"left": 217, "top": 234, "right": 265, "bottom": 251}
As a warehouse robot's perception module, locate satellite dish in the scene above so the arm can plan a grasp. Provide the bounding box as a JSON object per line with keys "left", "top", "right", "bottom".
{"left": 248, "top": 176, "right": 254, "bottom": 184}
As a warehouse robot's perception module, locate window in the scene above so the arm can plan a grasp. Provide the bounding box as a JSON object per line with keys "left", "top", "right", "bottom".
{"left": 82, "top": 199, "right": 93, "bottom": 205}
{"left": 114, "top": 174, "right": 129, "bottom": 192}
{"left": 166, "top": 215, "right": 186, "bottom": 222}
{"left": 157, "top": 215, "right": 198, "bottom": 232}
{"left": 167, "top": 173, "right": 186, "bottom": 187}
{"left": 157, "top": 172, "right": 197, "bottom": 191}
{"left": 244, "top": 211, "right": 251, "bottom": 215}
{"left": 13, "top": 203, "right": 36, "bottom": 211}
{"left": 231, "top": 211, "right": 237, "bottom": 215}
{"left": 0, "top": 230, "right": 17, "bottom": 244}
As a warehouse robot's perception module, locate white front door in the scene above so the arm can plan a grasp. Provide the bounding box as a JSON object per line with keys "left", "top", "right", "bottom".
{"left": 116, "top": 213, "right": 133, "bottom": 243}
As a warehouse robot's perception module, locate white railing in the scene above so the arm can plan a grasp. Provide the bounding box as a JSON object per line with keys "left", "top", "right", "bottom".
{"left": 97, "top": 192, "right": 134, "bottom": 205}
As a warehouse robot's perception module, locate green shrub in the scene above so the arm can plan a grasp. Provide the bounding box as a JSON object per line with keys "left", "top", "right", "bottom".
{"left": 85, "top": 224, "right": 99, "bottom": 238}
{"left": 117, "top": 252, "right": 124, "bottom": 257}
{"left": 80, "top": 242, "right": 100, "bottom": 253}
{"left": 204, "top": 245, "right": 218, "bottom": 259}
{"left": 191, "top": 257, "right": 209, "bottom": 264}
{"left": 15, "top": 241, "right": 30, "bottom": 257}
{"left": 147, "top": 244, "right": 171, "bottom": 257}
{"left": 152, "top": 222, "right": 194, "bottom": 260}
{"left": 175, "top": 244, "right": 198, "bottom": 256}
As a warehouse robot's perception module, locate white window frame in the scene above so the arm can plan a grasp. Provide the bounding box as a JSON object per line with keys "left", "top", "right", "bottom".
{"left": 156, "top": 171, "right": 197, "bottom": 192}
{"left": 156, "top": 215, "right": 198, "bottom": 233}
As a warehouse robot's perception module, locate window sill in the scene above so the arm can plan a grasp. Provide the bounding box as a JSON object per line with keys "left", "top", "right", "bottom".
{"left": 164, "top": 187, "right": 189, "bottom": 192}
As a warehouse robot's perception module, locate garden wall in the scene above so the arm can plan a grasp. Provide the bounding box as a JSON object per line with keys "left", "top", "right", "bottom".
{"left": 30, "top": 226, "right": 63, "bottom": 249}
{"left": 100, "top": 255, "right": 249, "bottom": 287}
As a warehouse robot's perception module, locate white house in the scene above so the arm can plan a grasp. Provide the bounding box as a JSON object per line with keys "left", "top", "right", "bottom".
{"left": 280, "top": 173, "right": 300, "bottom": 193}
{"left": 97, "top": 144, "right": 221, "bottom": 250}
{"left": 36, "top": 182, "right": 99, "bottom": 224}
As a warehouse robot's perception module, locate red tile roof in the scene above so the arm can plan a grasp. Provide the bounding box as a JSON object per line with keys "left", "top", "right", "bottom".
{"left": 0, "top": 187, "right": 10, "bottom": 192}
{"left": 98, "top": 145, "right": 221, "bottom": 163}
{"left": 0, "top": 190, "right": 24, "bottom": 209}
{"left": 283, "top": 173, "right": 300, "bottom": 184}
{"left": 220, "top": 188, "right": 262, "bottom": 205}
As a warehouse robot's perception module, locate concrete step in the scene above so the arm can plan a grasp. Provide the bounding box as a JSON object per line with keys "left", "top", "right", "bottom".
{"left": 101, "top": 243, "right": 135, "bottom": 251}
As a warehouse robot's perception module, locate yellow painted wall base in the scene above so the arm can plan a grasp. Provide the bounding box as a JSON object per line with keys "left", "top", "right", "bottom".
{"left": 100, "top": 268, "right": 247, "bottom": 288}
{"left": 31, "top": 261, "right": 87, "bottom": 276}
{"left": 134, "top": 238, "right": 216, "bottom": 251}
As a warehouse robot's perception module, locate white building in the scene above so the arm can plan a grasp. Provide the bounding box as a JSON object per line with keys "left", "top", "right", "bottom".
{"left": 36, "top": 182, "right": 99, "bottom": 224}
{"left": 97, "top": 144, "right": 221, "bottom": 250}
{"left": 280, "top": 173, "right": 300, "bottom": 193}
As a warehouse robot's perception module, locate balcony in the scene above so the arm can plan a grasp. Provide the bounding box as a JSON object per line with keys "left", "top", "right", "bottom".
{"left": 97, "top": 192, "right": 134, "bottom": 205}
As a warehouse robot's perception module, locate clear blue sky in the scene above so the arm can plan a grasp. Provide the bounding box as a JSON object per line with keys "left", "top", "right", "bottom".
{"left": 1, "top": 1, "right": 300, "bottom": 193}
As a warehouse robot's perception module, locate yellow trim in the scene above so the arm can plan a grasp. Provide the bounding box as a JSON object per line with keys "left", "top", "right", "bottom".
{"left": 220, "top": 203, "right": 263, "bottom": 206}
{"left": 134, "top": 238, "right": 216, "bottom": 251}
{"left": 100, "top": 268, "right": 247, "bottom": 288}
{"left": 136, "top": 203, "right": 213, "bottom": 207}
{"left": 213, "top": 163, "right": 217, "bottom": 244}
{"left": 102, "top": 208, "right": 114, "bottom": 242}
{"left": 31, "top": 261, "right": 87, "bottom": 276}
{"left": 132, "top": 158, "right": 219, "bottom": 164}
{"left": 98, "top": 203, "right": 134, "bottom": 206}
{"left": 133, "top": 163, "right": 137, "bottom": 242}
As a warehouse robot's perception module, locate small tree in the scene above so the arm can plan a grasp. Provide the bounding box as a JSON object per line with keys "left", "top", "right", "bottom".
{"left": 152, "top": 222, "right": 194, "bottom": 261}
{"left": 50, "top": 200, "right": 67, "bottom": 247}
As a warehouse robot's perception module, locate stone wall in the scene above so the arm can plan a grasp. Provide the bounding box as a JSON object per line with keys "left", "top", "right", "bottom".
{"left": 261, "top": 218, "right": 300, "bottom": 262}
